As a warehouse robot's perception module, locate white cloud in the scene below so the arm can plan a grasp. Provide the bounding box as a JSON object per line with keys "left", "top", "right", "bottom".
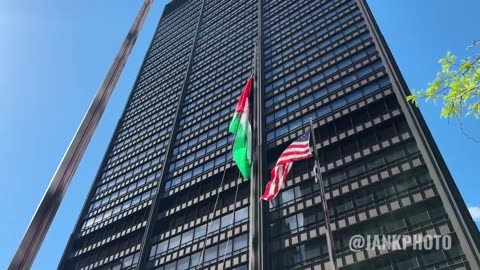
{"left": 468, "top": 206, "right": 480, "bottom": 222}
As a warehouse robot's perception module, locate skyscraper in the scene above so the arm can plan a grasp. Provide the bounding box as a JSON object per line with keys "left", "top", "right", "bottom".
{"left": 58, "top": 0, "right": 480, "bottom": 269}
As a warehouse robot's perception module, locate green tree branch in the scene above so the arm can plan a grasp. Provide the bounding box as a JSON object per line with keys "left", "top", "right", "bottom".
{"left": 407, "top": 41, "right": 480, "bottom": 142}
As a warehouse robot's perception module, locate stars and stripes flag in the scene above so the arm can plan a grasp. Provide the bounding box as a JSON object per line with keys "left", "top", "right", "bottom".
{"left": 260, "top": 131, "right": 313, "bottom": 201}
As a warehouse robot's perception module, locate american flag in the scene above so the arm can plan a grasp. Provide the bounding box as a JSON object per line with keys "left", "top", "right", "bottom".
{"left": 260, "top": 131, "right": 313, "bottom": 201}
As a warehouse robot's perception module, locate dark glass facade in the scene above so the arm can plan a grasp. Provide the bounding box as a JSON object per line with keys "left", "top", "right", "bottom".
{"left": 59, "top": 0, "right": 480, "bottom": 269}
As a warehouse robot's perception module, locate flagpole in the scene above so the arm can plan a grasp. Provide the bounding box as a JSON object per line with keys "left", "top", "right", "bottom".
{"left": 309, "top": 118, "right": 338, "bottom": 270}
{"left": 9, "top": 1, "right": 153, "bottom": 269}
{"left": 249, "top": 37, "right": 266, "bottom": 270}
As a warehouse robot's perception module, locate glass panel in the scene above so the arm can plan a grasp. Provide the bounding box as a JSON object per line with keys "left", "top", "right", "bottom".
{"left": 282, "top": 246, "right": 300, "bottom": 267}
{"left": 305, "top": 242, "right": 321, "bottom": 260}
{"left": 208, "top": 218, "right": 220, "bottom": 234}
{"left": 181, "top": 229, "right": 194, "bottom": 245}
{"left": 395, "top": 178, "right": 416, "bottom": 193}
{"left": 177, "top": 257, "right": 190, "bottom": 270}
{"left": 157, "top": 240, "right": 168, "bottom": 254}
{"left": 445, "top": 243, "right": 463, "bottom": 259}
{"left": 356, "top": 193, "right": 373, "bottom": 207}
{"left": 190, "top": 252, "right": 201, "bottom": 268}
{"left": 233, "top": 234, "right": 248, "bottom": 251}
{"left": 204, "top": 245, "right": 218, "bottom": 262}
{"left": 219, "top": 240, "right": 233, "bottom": 257}
{"left": 296, "top": 212, "right": 305, "bottom": 229}
{"left": 383, "top": 217, "right": 406, "bottom": 233}
{"left": 149, "top": 244, "right": 157, "bottom": 258}
{"left": 349, "top": 163, "right": 365, "bottom": 177}
{"left": 303, "top": 210, "right": 317, "bottom": 227}
{"left": 164, "top": 261, "right": 176, "bottom": 270}
{"left": 407, "top": 210, "right": 429, "bottom": 226}
{"left": 221, "top": 213, "right": 234, "bottom": 228}
{"left": 366, "top": 156, "right": 384, "bottom": 170}
{"left": 122, "top": 254, "right": 134, "bottom": 267}
{"left": 235, "top": 207, "right": 249, "bottom": 222}
{"left": 284, "top": 215, "right": 298, "bottom": 234}
{"left": 112, "top": 262, "right": 122, "bottom": 270}
{"left": 168, "top": 235, "right": 181, "bottom": 250}
{"left": 194, "top": 224, "right": 207, "bottom": 239}
{"left": 421, "top": 250, "right": 444, "bottom": 266}
{"left": 294, "top": 184, "right": 311, "bottom": 199}
{"left": 279, "top": 188, "right": 295, "bottom": 205}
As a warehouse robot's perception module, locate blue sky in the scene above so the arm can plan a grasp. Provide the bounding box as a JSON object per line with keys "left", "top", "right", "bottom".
{"left": 0, "top": 0, "right": 479, "bottom": 269}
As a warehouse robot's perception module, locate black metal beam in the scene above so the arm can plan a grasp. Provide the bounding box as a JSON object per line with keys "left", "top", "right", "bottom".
{"left": 135, "top": 0, "right": 206, "bottom": 268}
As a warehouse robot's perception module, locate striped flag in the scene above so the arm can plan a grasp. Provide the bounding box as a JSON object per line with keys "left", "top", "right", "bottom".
{"left": 260, "top": 131, "right": 313, "bottom": 201}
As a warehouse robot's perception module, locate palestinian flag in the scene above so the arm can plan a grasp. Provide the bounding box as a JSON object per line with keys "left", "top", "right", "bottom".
{"left": 229, "top": 76, "right": 253, "bottom": 180}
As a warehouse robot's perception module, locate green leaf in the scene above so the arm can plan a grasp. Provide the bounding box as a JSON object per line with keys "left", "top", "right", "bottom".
{"left": 406, "top": 95, "right": 418, "bottom": 107}
{"left": 441, "top": 101, "right": 457, "bottom": 118}
{"left": 474, "top": 68, "right": 480, "bottom": 81}
{"left": 460, "top": 60, "right": 473, "bottom": 72}
{"left": 426, "top": 80, "right": 441, "bottom": 98}
{"left": 415, "top": 48, "right": 480, "bottom": 124}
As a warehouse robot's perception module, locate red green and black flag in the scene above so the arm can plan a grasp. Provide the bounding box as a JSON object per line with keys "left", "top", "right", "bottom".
{"left": 229, "top": 76, "right": 253, "bottom": 180}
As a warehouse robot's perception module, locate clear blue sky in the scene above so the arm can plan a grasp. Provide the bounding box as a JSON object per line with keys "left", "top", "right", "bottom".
{"left": 0, "top": 0, "right": 478, "bottom": 269}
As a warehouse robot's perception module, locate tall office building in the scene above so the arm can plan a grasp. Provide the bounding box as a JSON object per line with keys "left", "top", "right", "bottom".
{"left": 59, "top": 0, "right": 480, "bottom": 269}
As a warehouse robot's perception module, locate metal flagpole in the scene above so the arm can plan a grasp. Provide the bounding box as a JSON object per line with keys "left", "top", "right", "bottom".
{"left": 9, "top": 1, "right": 153, "bottom": 269}
{"left": 249, "top": 38, "right": 266, "bottom": 270}
{"left": 309, "top": 118, "right": 338, "bottom": 270}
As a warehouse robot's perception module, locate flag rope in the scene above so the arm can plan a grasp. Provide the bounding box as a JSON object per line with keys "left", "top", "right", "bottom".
{"left": 195, "top": 144, "right": 234, "bottom": 268}
{"left": 220, "top": 171, "right": 241, "bottom": 267}
{"left": 196, "top": 41, "right": 257, "bottom": 269}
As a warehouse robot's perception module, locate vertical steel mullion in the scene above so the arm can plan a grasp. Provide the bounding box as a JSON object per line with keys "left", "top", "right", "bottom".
{"left": 136, "top": 0, "right": 207, "bottom": 268}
